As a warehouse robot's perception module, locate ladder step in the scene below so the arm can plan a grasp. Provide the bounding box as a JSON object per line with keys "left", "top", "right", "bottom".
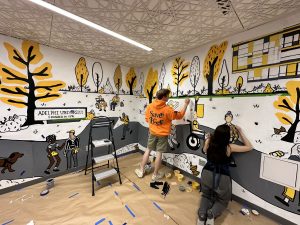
{"left": 93, "top": 121, "right": 111, "bottom": 128}
{"left": 92, "top": 139, "right": 112, "bottom": 147}
{"left": 94, "top": 168, "right": 117, "bottom": 181}
{"left": 93, "top": 154, "right": 114, "bottom": 164}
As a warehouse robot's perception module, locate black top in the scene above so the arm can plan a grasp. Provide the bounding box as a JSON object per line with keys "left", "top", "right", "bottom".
{"left": 207, "top": 144, "right": 231, "bottom": 165}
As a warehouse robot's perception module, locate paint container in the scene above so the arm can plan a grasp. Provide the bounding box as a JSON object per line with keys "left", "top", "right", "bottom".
{"left": 185, "top": 187, "right": 192, "bottom": 192}
{"left": 165, "top": 172, "right": 172, "bottom": 179}
{"left": 179, "top": 185, "right": 185, "bottom": 192}
{"left": 46, "top": 178, "right": 54, "bottom": 189}
{"left": 174, "top": 170, "right": 180, "bottom": 177}
{"left": 177, "top": 174, "right": 184, "bottom": 182}
{"left": 192, "top": 181, "right": 200, "bottom": 190}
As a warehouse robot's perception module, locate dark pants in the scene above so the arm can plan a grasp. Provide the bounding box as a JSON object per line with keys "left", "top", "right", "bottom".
{"left": 110, "top": 102, "right": 117, "bottom": 111}
{"left": 66, "top": 150, "right": 78, "bottom": 169}
{"left": 47, "top": 155, "right": 61, "bottom": 170}
{"left": 198, "top": 169, "right": 231, "bottom": 219}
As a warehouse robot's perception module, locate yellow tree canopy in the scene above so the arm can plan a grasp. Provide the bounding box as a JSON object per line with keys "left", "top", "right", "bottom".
{"left": 0, "top": 97, "right": 27, "bottom": 108}
{"left": 126, "top": 67, "right": 137, "bottom": 89}
{"left": 22, "top": 40, "right": 43, "bottom": 65}
{"left": 75, "top": 57, "right": 89, "bottom": 88}
{"left": 236, "top": 76, "right": 243, "bottom": 88}
{"left": 113, "top": 65, "right": 122, "bottom": 92}
{"left": 0, "top": 63, "right": 28, "bottom": 85}
{"left": 144, "top": 67, "right": 158, "bottom": 100}
{"left": 33, "top": 63, "right": 53, "bottom": 80}
{"left": 35, "top": 80, "right": 66, "bottom": 94}
{"left": 0, "top": 85, "right": 28, "bottom": 97}
{"left": 274, "top": 80, "right": 300, "bottom": 125}
{"left": 203, "top": 41, "right": 228, "bottom": 80}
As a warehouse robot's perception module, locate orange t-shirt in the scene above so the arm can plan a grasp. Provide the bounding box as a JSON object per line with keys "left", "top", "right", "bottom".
{"left": 145, "top": 99, "right": 185, "bottom": 136}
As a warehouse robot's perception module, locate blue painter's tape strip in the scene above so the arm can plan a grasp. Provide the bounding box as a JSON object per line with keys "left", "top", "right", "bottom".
{"left": 125, "top": 204, "right": 136, "bottom": 218}
{"left": 108, "top": 221, "right": 113, "bottom": 225}
{"left": 132, "top": 183, "right": 141, "bottom": 191}
{"left": 2, "top": 219, "right": 14, "bottom": 225}
{"left": 95, "top": 218, "right": 105, "bottom": 225}
{"left": 153, "top": 202, "right": 163, "bottom": 211}
{"left": 114, "top": 191, "right": 119, "bottom": 196}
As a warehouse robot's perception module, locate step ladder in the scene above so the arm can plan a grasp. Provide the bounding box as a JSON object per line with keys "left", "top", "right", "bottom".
{"left": 84, "top": 116, "right": 122, "bottom": 196}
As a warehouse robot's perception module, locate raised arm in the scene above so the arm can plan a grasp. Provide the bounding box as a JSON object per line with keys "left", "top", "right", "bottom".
{"left": 229, "top": 125, "right": 253, "bottom": 153}
{"left": 169, "top": 98, "right": 190, "bottom": 120}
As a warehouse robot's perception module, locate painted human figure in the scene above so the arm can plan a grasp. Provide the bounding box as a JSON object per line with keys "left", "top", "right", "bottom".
{"left": 95, "top": 95, "right": 107, "bottom": 111}
{"left": 224, "top": 111, "right": 239, "bottom": 143}
{"left": 65, "top": 129, "right": 80, "bottom": 169}
{"left": 168, "top": 124, "right": 180, "bottom": 150}
{"left": 110, "top": 94, "right": 120, "bottom": 111}
{"left": 120, "top": 112, "right": 132, "bottom": 140}
{"left": 44, "top": 134, "right": 65, "bottom": 175}
{"left": 275, "top": 131, "right": 300, "bottom": 210}
{"left": 224, "top": 111, "right": 238, "bottom": 167}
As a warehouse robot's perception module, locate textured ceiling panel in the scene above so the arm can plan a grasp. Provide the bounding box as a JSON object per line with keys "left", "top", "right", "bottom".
{"left": 0, "top": 0, "right": 299, "bottom": 67}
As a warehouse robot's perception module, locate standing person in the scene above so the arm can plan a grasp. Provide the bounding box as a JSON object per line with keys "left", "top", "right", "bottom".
{"left": 197, "top": 125, "right": 253, "bottom": 225}
{"left": 65, "top": 129, "right": 80, "bottom": 169}
{"left": 135, "top": 89, "right": 190, "bottom": 181}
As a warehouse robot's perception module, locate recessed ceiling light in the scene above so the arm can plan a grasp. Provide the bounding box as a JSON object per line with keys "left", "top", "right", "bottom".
{"left": 28, "top": 0, "right": 152, "bottom": 51}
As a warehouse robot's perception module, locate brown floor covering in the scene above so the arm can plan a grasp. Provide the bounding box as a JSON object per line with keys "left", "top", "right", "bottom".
{"left": 0, "top": 153, "right": 279, "bottom": 225}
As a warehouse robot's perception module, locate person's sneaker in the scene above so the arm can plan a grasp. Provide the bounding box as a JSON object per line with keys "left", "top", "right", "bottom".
{"left": 152, "top": 172, "right": 164, "bottom": 181}
{"left": 135, "top": 168, "right": 144, "bottom": 178}
{"left": 197, "top": 218, "right": 205, "bottom": 225}
{"left": 53, "top": 167, "right": 60, "bottom": 172}
{"left": 206, "top": 210, "right": 214, "bottom": 225}
{"left": 44, "top": 169, "right": 50, "bottom": 175}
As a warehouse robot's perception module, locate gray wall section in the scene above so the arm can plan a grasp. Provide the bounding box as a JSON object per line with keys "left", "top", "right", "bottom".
{"left": 0, "top": 119, "right": 138, "bottom": 180}
{"left": 1, "top": 120, "right": 299, "bottom": 223}
{"left": 138, "top": 123, "right": 300, "bottom": 217}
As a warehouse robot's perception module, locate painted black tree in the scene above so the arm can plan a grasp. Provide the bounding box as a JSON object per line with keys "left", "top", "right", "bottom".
{"left": 274, "top": 81, "right": 300, "bottom": 143}
{"left": 75, "top": 57, "right": 89, "bottom": 92}
{"left": 0, "top": 41, "right": 65, "bottom": 126}
{"left": 92, "top": 62, "right": 103, "bottom": 93}
{"left": 217, "top": 59, "right": 229, "bottom": 94}
{"left": 203, "top": 41, "right": 227, "bottom": 95}
{"left": 171, "top": 57, "right": 189, "bottom": 97}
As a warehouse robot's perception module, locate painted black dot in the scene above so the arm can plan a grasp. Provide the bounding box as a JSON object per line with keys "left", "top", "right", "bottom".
{"left": 255, "top": 122, "right": 258, "bottom": 125}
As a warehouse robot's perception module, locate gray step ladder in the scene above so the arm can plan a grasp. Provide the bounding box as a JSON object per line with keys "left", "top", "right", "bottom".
{"left": 84, "top": 117, "right": 122, "bottom": 196}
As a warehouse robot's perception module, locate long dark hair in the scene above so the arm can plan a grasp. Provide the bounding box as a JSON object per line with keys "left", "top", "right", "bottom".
{"left": 207, "top": 124, "right": 230, "bottom": 163}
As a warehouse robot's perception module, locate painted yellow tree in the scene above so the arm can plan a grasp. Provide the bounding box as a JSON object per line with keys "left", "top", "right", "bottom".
{"left": 274, "top": 81, "right": 300, "bottom": 142}
{"left": 144, "top": 67, "right": 158, "bottom": 103}
{"left": 113, "top": 65, "right": 122, "bottom": 94}
{"left": 0, "top": 40, "right": 65, "bottom": 126}
{"left": 75, "top": 57, "right": 89, "bottom": 92}
{"left": 171, "top": 57, "right": 189, "bottom": 97}
{"left": 126, "top": 67, "right": 137, "bottom": 95}
{"left": 236, "top": 76, "right": 243, "bottom": 94}
{"left": 203, "top": 41, "right": 228, "bottom": 95}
